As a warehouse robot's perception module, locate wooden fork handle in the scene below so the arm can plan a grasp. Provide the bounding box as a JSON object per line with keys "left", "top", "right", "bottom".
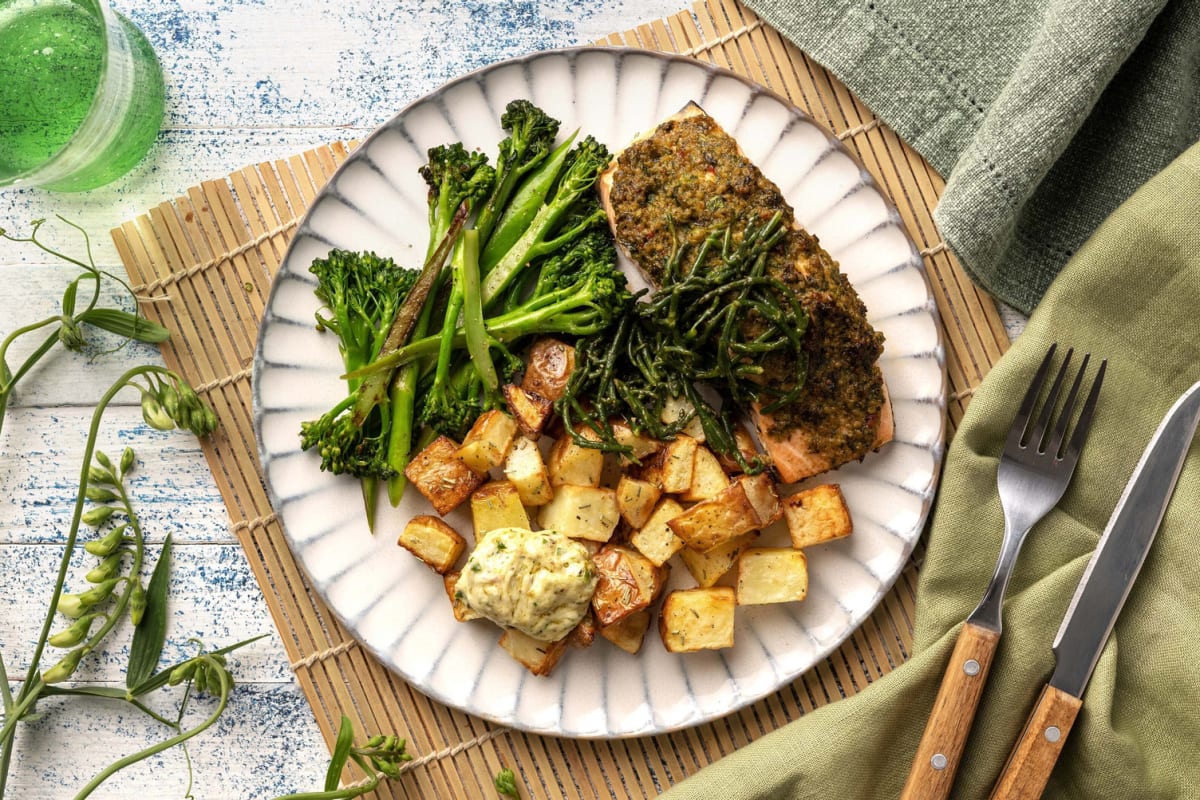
{"left": 988, "top": 684, "right": 1082, "bottom": 800}
{"left": 899, "top": 621, "right": 1001, "bottom": 800}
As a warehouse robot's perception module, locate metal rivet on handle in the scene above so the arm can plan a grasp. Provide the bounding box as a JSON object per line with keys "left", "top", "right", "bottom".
{"left": 931, "top": 754, "right": 948, "bottom": 770}
{"left": 1044, "top": 726, "right": 1061, "bottom": 743}
{"left": 963, "top": 659, "right": 981, "bottom": 676}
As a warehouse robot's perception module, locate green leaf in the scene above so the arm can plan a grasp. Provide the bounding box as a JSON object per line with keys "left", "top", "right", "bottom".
{"left": 325, "top": 715, "right": 356, "bottom": 791}
{"left": 78, "top": 308, "right": 170, "bottom": 343}
{"left": 129, "top": 633, "right": 269, "bottom": 697}
{"left": 41, "top": 685, "right": 129, "bottom": 700}
{"left": 126, "top": 535, "right": 172, "bottom": 689}
{"left": 62, "top": 279, "right": 78, "bottom": 316}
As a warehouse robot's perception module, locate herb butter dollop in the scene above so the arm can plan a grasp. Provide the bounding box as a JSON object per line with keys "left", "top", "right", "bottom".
{"left": 457, "top": 527, "right": 597, "bottom": 642}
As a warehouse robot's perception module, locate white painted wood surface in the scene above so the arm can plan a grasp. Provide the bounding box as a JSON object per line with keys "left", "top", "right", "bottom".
{"left": 0, "top": 2, "right": 685, "bottom": 797}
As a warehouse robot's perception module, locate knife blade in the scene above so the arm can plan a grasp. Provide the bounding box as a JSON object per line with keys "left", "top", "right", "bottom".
{"left": 989, "top": 379, "right": 1200, "bottom": 800}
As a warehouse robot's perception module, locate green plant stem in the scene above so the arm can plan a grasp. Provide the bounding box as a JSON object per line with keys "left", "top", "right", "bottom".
{"left": 0, "top": 364, "right": 165, "bottom": 796}
{"left": 71, "top": 666, "right": 231, "bottom": 800}
{"left": 271, "top": 758, "right": 381, "bottom": 800}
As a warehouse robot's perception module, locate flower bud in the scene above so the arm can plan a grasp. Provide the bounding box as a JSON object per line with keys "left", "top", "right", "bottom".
{"left": 42, "top": 648, "right": 85, "bottom": 684}
{"left": 168, "top": 662, "right": 193, "bottom": 686}
{"left": 86, "top": 552, "right": 124, "bottom": 583}
{"left": 57, "top": 593, "right": 89, "bottom": 619}
{"left": 88, "top": 465, "right": 116, "bottom": 485}
{"left": 48, "top": 614, "right": 97, "bottom": 648}
{"left": 141, "top": 393, "right": 175, "bottom": 431}
{"left": 129, "top": 582, "right": 147, "bottom": 625}
{"left": 81, "top": 505, "right": 115, "bottom": 527}
{"left": 120, "top": 447, "right": 136, "bottom": 475}
{"left": 85, "top": 485, "right": 118, "bottom": 503}
{"left": 78, "top": 578, "right": 120, "bottom": 606}
{"left": 84, "top": 524, "right": 127, "bottom": 556}
{"left": 159, "top": 383, "right": 180, "bottom": 418}
{"left": 58, "top": 317, "right": 86, "bottom": 351}
{"left": 94, "top": 450, "right": 114, "bottom": 470}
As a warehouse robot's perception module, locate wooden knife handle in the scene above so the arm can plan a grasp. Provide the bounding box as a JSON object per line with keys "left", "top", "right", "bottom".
{"left": 988, "top": 684, "right": 1083, "bottom": 800}
{"left": 899, "top": 621, "right": 1002, "bottom": 800}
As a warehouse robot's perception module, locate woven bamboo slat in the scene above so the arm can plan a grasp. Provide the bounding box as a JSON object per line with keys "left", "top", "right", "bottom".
{"left": 111, "top": 1, "right": 1009, "bottom": 796}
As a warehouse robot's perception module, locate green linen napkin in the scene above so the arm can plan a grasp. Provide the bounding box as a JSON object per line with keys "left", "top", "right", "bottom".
{"left": 658, "top": 142, "right": 1200, "bottom": 798}
{"left": 742, "top": 0, "right": 1200, "bottom": 314}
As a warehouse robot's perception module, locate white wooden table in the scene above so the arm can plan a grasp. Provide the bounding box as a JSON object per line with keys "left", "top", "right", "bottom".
{"left": 0, "top": 2, "right": 683, "bottom": 796}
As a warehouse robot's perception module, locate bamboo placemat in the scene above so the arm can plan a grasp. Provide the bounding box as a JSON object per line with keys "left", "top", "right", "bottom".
{"left": 111, "top": 1, "right": 1009, "bottom": 796}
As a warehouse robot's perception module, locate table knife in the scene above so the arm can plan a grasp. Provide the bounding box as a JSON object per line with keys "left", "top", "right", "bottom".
{"left": 988, "top": 379, "right": 1200, "bottom": 800}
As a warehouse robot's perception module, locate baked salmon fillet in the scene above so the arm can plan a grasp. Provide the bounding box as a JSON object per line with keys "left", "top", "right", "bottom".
{"left": 597, "top": 104, "right": 893, "bottom": 483}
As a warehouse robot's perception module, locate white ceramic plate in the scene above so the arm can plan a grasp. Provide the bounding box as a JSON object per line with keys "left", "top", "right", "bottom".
{"left": 254, "top": 47, "right": 945, "bottom": 738}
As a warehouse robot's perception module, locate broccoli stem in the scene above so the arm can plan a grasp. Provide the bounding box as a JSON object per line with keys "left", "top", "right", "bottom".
{"left": 459, "top": 230, "right": 497, "bottom": 391}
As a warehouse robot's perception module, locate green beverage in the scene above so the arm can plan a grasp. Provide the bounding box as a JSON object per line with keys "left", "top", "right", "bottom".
{"left": 0, "top": 0, "right": 165, "bottom": 192}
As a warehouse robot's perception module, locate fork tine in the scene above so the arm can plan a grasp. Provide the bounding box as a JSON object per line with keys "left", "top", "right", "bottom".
{"left": 1048, "top": 353, "right": 1091, "bottom": 458}
{"left": 1027, "top": 347, "right": 1074, "bottom": 452}
{"left": 1007, "top": 343, "right": 1058, "bottom": 449}
{"left": 1062, "top": 359, "right": 1106, "bottom": 464}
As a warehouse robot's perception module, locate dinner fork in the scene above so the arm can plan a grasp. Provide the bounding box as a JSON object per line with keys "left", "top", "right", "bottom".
{"left": 899, "top": 343, "right": 1106, "bottom": 800}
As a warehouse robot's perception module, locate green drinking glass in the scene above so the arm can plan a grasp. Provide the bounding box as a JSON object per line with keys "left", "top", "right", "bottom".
{"left": 0, "top": 0, "right": 165, "bottom": 192}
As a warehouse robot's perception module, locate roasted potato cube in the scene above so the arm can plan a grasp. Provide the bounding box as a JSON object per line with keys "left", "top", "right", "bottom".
{"left": 502, "top": 436, "right": 554, "bottom": 507}
{"left": 536, "top": 484, "right": 620, "bottom": 542}
{"left": 716, "top": 423, "right": 761, "bottom": 474}
{"left": 569, "top": 610, "right": 598, "bottom": 649}
{"left": 784, "top": 484, "right": 853, "bottom": 549}
{"left": 456, "top": 409, "right": 518, "bottom": 475}
{"left": 470, "top": 480, "right": 530, "bottom": 534}
{"left": 629, "top": 497, "right": 685, "bottom": 567}
{"left": 499, "top": 628, "right": 569, "bottom": 676}
{"left": 659, "top": 587, "right": 736, "bottom": 653}
{"left": 616, "top": 476, "right": 662, "bottom": 529}
{"left": 679, "top": 532, "right": 758, "bottom": 588}
{"left": 591, "top": 545, "right": 668, "bottom": 626}
{"left": 667, "top": 481, "right": 761, "bottom": 552}
{"left": 682, "top": 446, "right": 731, "bottom": 502}
{"left": 654, "top": 435, "right": 697, "bottom": 494}
{"left": 736, "top": 547, "right": 809, "bottom": 605}
{"left": 397, "top": 514, "right": 466, "bottom": 574}
{"left": 521, "top": 337, "right": 575, "bottom": 401}
{"left": 503, "top": 383, "right": 554, "bottom": 439}
{"left": 547, "top": 427, "right": 604, "bottom": 487}
{"left": 610, "top": 419, "right": 662, "bottom": 463}
{"left": 405, "top": 435, "right": 485, "bottom": 515}
{"left": 598, "top": 610, "right": 651, "bottom": 655}
{"left": 443, "top": 571, "right": 481, "bottom": 622}
{"left": 660, "top": 395, "right": 706, "bottom": 442}
{"left": 737, "top": 473, "right": 783, "bottom": 526}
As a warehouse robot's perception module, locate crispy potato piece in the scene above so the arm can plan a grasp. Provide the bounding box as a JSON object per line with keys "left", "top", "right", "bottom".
{"left": 715, "top": 423, "right": 762, "bottom": 474}
{"left": 456, "top": 409, "right": 518, "bottom": 475}
{"left": 547, "top": 427, "right": 604, "bottom": 487}
{"left": 598, "top": 609, "right": 651, "bottom": 655}
{"left": 667, "top": 480, "right": 761, "bottom": 552}
{"left": 658, "top": 587, "right": 736, "bottom": 653}
{"left": 629, "top": 497, "right": 685, "bottom": 567}
{"left": 736, "top": 473, "right": 783, "bottom": 526}
{"left": 660, "top": 395, "right": 706, "bottom": 442}
{"left": 682, "top": 445, "right": 731, "bottom": 502}
{"left": 521, "top": 338, "right": 575, "bottom": 402}
{"left": 679, "top": 532, "right": 758, "bottom": 588}
{"left": 610, "top": 419, "right": 663, "bottom": 464}
{"left": 470, "top": 481, "right": 530, "bottom": 534}
{"left": 616, "top": 475, "right": 662, "bottom": 529}
{"left": 591, "top": 545, "right": 668, "bottom": 626}
{"left": 443, "top": 571, "right": 482, "bottom": 622}
{"left": 784, "top": 483, "right": 853, "bottom": 549}
{"left": 646, "top": 434, "right": 696, "bottom": 494}
{"left": 397, "top": 514, "right": 466, "bottom": 574}
{"left": 736, "top": 547, "right": 809, "bottom": 605}
{"left": 503, "top": 383, "right": 554, "bottom": 439}
{"left": 405, "top": 435, "right": 485, "bottom": 515}
{"left": 569, "top": 610, "right": 598, "bottom": 649}
{"left": 502, "top": 436, "right": 554, "bottom": 507}
{"left": 499, "top": 628, "right": 569, "bottom": 676}
{"left": 536, "top": 484, "right": 620, "bottom": 542}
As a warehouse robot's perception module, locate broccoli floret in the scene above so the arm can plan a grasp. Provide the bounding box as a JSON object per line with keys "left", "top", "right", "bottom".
{"left": 420, "top": 143, "right": 495, "bottom": 262}
{"left": 475, "top": 99, "right": 561, "bottom": 245}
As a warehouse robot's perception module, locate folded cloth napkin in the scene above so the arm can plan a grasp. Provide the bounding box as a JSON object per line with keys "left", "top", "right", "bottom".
{"left": 742, "top": 0, "right": 1200, "bottom": 314}
{"left": 658, "top": 142, "right": 1200, "bottom": 798}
